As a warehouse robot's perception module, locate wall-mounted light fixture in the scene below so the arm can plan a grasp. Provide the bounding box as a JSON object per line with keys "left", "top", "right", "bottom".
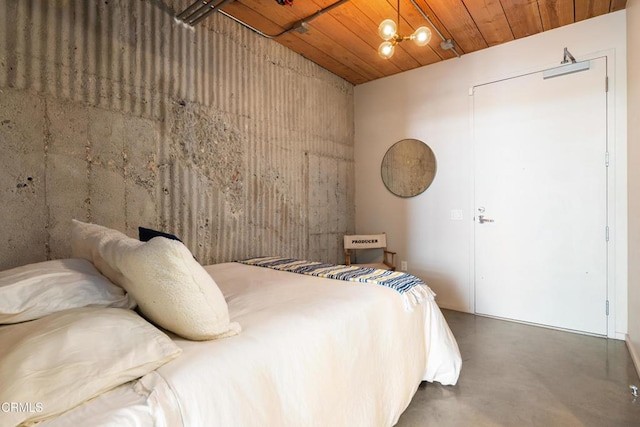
{"left": 377, "top": 0, "right": 431, "bottom": 59}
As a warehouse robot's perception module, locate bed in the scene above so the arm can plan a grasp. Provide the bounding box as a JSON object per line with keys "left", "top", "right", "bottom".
{"left": 0, "top": 221, "right": 461, "bottom": 427}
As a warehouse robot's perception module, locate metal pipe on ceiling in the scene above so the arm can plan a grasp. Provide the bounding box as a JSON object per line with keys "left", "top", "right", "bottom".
{"left": 191, "top": 0, "right": 237, "bottom": 26}
{"left": 215, "top": 0, "right": 351, "bottom": 39}
{"left": 408, "top": 0, "right": 461, "bottom": 58}
{"left": 176, "top": 0, "right": 237, "bottom": 26}
{"left": 216, "top": 10, "right": 279, "bottom": 39}
{"left": 176, "top": 0, "right": 209, "bottom": 21}
{"left": 174, "top": 0, "right": 458, "bottom": 62}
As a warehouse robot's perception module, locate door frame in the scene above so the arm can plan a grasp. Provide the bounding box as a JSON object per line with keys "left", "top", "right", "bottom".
{"left": 467, "top": 50, "right": 619, "bottom": 338}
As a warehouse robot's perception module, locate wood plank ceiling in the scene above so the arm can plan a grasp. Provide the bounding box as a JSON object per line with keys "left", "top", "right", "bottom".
{"left": 177, "top": 0, "right": 627, "bottom": 85}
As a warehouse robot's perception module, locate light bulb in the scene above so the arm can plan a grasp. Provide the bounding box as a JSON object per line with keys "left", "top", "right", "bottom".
{"left": 412, "top": 26, "right": 432, "bottom": 46}
{"left": 378, "top": 41, "right": 395, "bottom": 59}
{"left": 378, "top": 19, "right": 397, "bottom": 41}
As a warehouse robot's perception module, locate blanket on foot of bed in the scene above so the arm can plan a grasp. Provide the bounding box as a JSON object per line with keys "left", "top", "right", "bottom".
{"left": 237, "top": 256, "right": 435, "bottom": 311}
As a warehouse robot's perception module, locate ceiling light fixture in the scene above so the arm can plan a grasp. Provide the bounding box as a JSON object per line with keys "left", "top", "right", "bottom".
{"left": 377, "top": 0, "right": 431, "bottom": 59}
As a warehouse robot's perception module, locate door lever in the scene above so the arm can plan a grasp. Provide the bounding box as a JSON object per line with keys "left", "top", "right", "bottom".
{"left": 478, "top": 215, "right": 495, "bottom": 224}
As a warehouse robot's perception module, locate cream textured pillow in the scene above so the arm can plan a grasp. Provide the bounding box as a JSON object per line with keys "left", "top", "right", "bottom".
{"left": 0, "top": 258, "right": 134, "bottom": 324}
{"left": 70, "top": 220, "right": 241, "bottom": 340}
{"left": 0, "top": 307, "right": 181, "bottom": 426}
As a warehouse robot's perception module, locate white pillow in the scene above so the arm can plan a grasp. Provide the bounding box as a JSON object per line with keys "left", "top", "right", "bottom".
{"left": 0, "top": 307, "right": 181, "bottom": 426}
{"left": 0, "top": 258, "right": 135, "bottom": 324}
{"left": 70, "top": 220, "right": 241, "bottom": 340}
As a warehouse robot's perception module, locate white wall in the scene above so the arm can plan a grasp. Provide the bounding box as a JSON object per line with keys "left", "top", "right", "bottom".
{"left": 626, "top": 1, "right": 640, "bottom": 371}
{"left": 355, "top": 12, "right": 628, "bottom": 338}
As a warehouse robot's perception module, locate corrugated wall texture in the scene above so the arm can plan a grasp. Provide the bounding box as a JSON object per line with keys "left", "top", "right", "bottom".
{"left": 0, "top": 0, "right": 355, "bottom": 270}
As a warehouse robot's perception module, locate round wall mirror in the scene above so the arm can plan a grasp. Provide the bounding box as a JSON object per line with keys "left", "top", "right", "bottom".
{"left": 381, "top": 138, "right": 437, "bottom": 198}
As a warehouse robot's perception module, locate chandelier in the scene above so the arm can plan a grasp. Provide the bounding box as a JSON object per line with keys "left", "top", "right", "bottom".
{"left": 377, "top": 0, "right": 432, "bottom": 59}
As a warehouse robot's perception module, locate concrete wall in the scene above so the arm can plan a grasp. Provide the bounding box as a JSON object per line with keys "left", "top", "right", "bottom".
{"left": 355, "top": 12, "right": 627, "bottom": 338}
{"left": 626, "top": 0, "right": 640, "bottom": 374}
{"left": 0, "top": 0, "right": 355, "bottom": 270}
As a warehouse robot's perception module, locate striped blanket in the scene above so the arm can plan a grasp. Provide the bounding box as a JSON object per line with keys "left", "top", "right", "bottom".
{"left": 237, "top": 256, "right": 435, "bottom": 311}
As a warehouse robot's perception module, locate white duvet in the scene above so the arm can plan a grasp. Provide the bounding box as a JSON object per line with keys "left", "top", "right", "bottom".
{"left": 41, "top": 262, "right": 461, "bottom": 427}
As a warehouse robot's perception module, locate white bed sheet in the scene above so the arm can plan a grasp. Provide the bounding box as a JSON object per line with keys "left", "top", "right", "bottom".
{"left": 37, "top": 373, "right": 182, "bottom": 427}
{"left": 39, "top": 262, "right": 461, "bottom": 427}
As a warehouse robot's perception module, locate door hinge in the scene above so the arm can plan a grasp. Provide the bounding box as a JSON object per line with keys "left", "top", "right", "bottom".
{"left": 606, "top": 226, "right": 610, "bottom": 242}
{"left": 606, "top": 300, "right": 609, "bottom": 316}
{"left": 605, "top": 151, "right": 609, "bottom": 167}
{"left": 605, "top": 76, "right": 609, "bottom": 92}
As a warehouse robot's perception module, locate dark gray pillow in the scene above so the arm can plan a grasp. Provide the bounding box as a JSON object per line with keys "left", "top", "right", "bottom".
{"left": 138, "top": 227, "right": 182, "bottom": 243}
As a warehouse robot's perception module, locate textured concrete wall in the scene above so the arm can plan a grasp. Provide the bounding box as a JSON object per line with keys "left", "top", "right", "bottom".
{"left": 0, "top": 0, "right": 354, "bottom": 270}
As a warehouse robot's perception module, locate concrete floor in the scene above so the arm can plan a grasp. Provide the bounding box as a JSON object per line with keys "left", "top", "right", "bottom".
{"left": 397, "top": 310, "right": 640, "bottom": 426}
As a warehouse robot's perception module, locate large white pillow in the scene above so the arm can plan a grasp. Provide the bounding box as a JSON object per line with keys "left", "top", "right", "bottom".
{"left": 0, "top": 307, "right": 181, "bottom": 426}
{"left": 70, "top": 219, "right": 241, "bottom": 340}
{"left": 0, "top": 258, "right": 135, "bottom": 324}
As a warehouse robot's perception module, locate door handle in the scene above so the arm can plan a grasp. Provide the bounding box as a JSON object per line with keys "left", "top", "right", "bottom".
{"left": 478, "top": 215, "right": 495, "bottom": 224}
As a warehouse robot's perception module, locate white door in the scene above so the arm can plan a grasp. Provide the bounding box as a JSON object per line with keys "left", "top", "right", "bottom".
{"left": 473, "top": 57, "right": 608, "bottom": 335}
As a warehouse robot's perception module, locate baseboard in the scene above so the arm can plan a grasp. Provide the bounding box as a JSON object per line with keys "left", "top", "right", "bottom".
{"left": 436, "top": 301, "right": 472, "bottom": 313}
{"left": 626, "top": 334, "right": 640, "bottom": 378}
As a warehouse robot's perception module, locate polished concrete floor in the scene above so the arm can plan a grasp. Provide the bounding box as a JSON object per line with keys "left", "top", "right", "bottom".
{"left": 397, "top": 310, "right": 640, "bottom": 427}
